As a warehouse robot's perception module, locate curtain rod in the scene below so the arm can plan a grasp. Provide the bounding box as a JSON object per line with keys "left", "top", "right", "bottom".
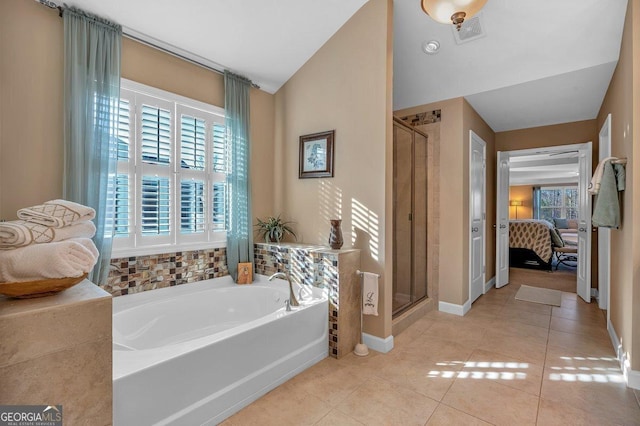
{"left": 35, "top": 0, "right": 260, "bottom": 89}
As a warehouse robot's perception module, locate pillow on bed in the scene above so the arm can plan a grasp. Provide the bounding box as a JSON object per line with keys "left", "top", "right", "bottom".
{"left": 549, "top": 228, "right": 564, "bottom": 247}
{"left": 553, "top": 218, "right": 568, "bottom": 229}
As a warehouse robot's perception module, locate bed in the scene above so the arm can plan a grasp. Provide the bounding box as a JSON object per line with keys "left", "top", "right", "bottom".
{"left": 509, "top": 220, "right": 561, "bottom": 271}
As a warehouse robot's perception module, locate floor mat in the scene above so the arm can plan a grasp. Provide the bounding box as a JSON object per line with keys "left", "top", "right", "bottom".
{"left": 515, "top": 284, "right": 562, "bottom": 307}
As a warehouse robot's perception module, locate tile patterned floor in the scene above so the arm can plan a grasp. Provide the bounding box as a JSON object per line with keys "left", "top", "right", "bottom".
{"left": 222, "top": 283, "right": 640, "bottom": 425}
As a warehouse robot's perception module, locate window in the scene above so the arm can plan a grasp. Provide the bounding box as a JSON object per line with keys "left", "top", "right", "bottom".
{"left": 536, "top": 186, "right": 578, "bottom": 221}
{"left": 110, "top": 80, "right": 226, "bottom": 256}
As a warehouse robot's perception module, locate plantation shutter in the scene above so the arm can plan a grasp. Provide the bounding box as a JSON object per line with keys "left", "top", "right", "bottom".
{"left": 212, "top": 123, "right": 226, "bottom": 173}
{"left": 111, "top": 80, "right": 227, "bottom": 255}
{"left": 141, "top": 104, "right": 171, "bottom": 165}
{"left": 180, "top": 115, "right": 206, "bottom": 170}
{"left": 212, "top": 182, "right": 226, "bottom": 231}
{"left": 180, "top": 180, "right": 205, "bottom": 233}
{"left": 141, "top": 176, "right": 171, "bottom": 235}
{"left": 110, "top": 95, "right": 134, "bottom": 241}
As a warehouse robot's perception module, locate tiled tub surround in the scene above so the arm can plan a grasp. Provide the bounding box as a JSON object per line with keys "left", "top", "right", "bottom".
{"left": 255, "top": 243, "right": 361, "bottom": 358}
{"left": 0, "top": 281, "right": 112, "bottom": 425}
{"left": 103, "top": 242, "right": 361, "bottom": 359}
{"left": 102, "top": 247, "right": 228, "bottom": 296}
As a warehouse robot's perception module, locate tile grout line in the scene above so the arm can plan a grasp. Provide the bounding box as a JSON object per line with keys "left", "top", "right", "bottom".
{"left": 535, "top": 302, "right": 553, "bottom": 425}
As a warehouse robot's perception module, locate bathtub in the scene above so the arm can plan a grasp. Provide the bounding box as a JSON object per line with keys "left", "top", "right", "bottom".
{"left": 112, "top": 274, "right": 328, "bottom": 425}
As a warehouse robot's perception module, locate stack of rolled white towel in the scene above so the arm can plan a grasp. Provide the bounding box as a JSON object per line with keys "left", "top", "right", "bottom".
{"left": 0, "top": 200, "right": 99, "bottom": 282}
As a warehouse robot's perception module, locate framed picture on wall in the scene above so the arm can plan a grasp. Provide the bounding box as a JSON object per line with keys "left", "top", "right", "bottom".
{"left": 298, "top": 130, "right": 335, "bottom": 179}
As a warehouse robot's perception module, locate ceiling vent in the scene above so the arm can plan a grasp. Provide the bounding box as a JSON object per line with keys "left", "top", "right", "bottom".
{"left": 452, "top": 13, "right": 486, "bottom": 44}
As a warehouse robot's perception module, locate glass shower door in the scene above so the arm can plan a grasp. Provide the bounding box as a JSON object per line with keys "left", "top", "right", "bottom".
{"left": 393, "top": 122, "right": 413, "bottom": 314}
{"left": 393, "top": 118, "right": 428, "bottom": 316}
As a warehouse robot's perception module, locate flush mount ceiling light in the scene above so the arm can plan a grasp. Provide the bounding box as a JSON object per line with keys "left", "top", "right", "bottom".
{"left": 421, "top": 40, "right": 440, "bottom": 54}
{"left": 421, "top": 0, "right": 488, "bottom": 31}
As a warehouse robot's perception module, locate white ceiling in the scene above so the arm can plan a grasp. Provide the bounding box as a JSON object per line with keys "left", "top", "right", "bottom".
{"left": 394, "top": 0, "right": 628, "bottom": 131}
{"left": 61, "top": 0, "right": 628, "bottom": 133}
{"left": 64, "top": 0, "right": 369, "bottom": 93}
{"left": 509, "top": 153, "right": 579, "bottom": 186}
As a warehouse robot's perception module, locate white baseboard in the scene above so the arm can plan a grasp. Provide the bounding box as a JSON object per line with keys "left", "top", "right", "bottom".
{"left": 629, "top": 368, "right": 640, "bottom": 390}
{"left": 362, "top": 333, "right": 394, "bottom": 353}
{"left": 439, "top": 299, "right": 471, "bottom": 316}
{"left": 607, "top": 319, "right": 640, "bottom": 390}
{"left": 484, "top": 276, "right": 496, "bottom": 293}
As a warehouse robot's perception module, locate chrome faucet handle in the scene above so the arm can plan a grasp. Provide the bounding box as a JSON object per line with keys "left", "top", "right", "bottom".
{"left": 285, "top": 299, "right": 292, "bottom": 312}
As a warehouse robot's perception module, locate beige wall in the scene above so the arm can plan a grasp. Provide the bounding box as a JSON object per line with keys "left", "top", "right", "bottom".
{"left": 509, "top": 186, "right": 533, "bottom": 220}
{"left": 0, "top": 0, "right": 275, "bottom": 223}
{"left": 597, "top": 0, "right": 640, "bottom": 370}
{"left": 495, "top": 120, "right": 598, "bottom": 153}
{"left": 274, "top": 0, "right": 393, "bottom": 338}
{"left": 0, "top": 0, "right": 64, "bottom": 220}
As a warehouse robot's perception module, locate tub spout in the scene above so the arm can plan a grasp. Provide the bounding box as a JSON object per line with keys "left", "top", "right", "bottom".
{"left": 268, "top": 271, "right": 300, "bottom": 307}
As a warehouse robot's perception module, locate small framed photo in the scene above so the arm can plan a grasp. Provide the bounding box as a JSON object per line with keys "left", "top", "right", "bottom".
{"left": 299, "top": 130, "right": 335, "bottom": 179}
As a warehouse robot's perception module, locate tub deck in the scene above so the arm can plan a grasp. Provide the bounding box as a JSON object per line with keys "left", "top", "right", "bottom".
{"left": 113, "top": 275, "right": 328, "bottom": 425}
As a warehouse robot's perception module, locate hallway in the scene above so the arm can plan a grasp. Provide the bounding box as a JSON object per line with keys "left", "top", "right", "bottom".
{"left": 224, "top": 283, "right": 640, "bottom": 425}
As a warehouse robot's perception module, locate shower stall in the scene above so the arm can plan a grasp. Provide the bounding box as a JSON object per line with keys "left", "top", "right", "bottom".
{"left": 392, "top": 117, "right": 428, "bottom": 316}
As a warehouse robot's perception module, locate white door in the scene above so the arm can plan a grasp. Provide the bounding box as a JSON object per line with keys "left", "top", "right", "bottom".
{"left": 576, "top": 143, "right": 593, "bottom": 303}
{"left": 469, "top": 131, "right": 486, "bottom": 303}
{"left": 598, "top": 115, "right": 611, "bottom": 310}
{"left": 496, "top": 151, "right": 510, "bottom": 288}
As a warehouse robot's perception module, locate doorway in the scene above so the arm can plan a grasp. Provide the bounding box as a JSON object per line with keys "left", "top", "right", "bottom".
{"left": 495, "top": 143, "right": 593, "bottom": 302}
{"left": 392, "top": 117, "right": 428, "bottom": 316}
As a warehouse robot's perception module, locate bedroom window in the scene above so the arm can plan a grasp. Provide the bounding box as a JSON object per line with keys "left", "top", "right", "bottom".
{"left": 110, "top": 79, "right": 227, "bottom": 256}
{"left": 535, "top": 186, "right": 578, "bottom": 221}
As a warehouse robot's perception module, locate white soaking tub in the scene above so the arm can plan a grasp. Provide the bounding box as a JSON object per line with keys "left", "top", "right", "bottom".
{"left": 112, "top": 274, "right": 328, "bottom": 425}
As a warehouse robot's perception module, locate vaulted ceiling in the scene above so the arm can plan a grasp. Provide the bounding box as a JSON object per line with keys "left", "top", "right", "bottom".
{"left": 65, "top": 0, "right": 369, "bottom": 94}
{"left": 394, "top": 0, "right": 628, "bottom": 131}
{"left": 64, "top": 0, "right": 628, "bottom": 132}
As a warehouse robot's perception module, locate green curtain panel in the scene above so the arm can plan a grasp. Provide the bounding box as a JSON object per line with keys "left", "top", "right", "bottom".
{"left": 224, "top": 71, "right": 254, "bottom": 281}
{"left": 63, "top": 7, "right": 122, "bottom": 285}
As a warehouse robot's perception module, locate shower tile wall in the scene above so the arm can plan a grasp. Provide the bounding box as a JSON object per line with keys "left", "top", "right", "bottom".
{"left": 398, "top": 109, "right": 441, "bottom": 126}
{"left": 102, "top": 248, "right": 228, "bottom": 296}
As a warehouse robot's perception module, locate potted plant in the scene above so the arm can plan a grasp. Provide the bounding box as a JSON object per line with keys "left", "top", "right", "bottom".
{"left": 255, "top": 215, "right": 297, "bottom": 243}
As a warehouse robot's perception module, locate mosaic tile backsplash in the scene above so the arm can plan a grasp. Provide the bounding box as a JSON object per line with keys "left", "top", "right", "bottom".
{"left": 398, "top": 109, "right": 442, "bottom": 126}
{"left": 102, "top": 247, "right": 228, "bottom": 296}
